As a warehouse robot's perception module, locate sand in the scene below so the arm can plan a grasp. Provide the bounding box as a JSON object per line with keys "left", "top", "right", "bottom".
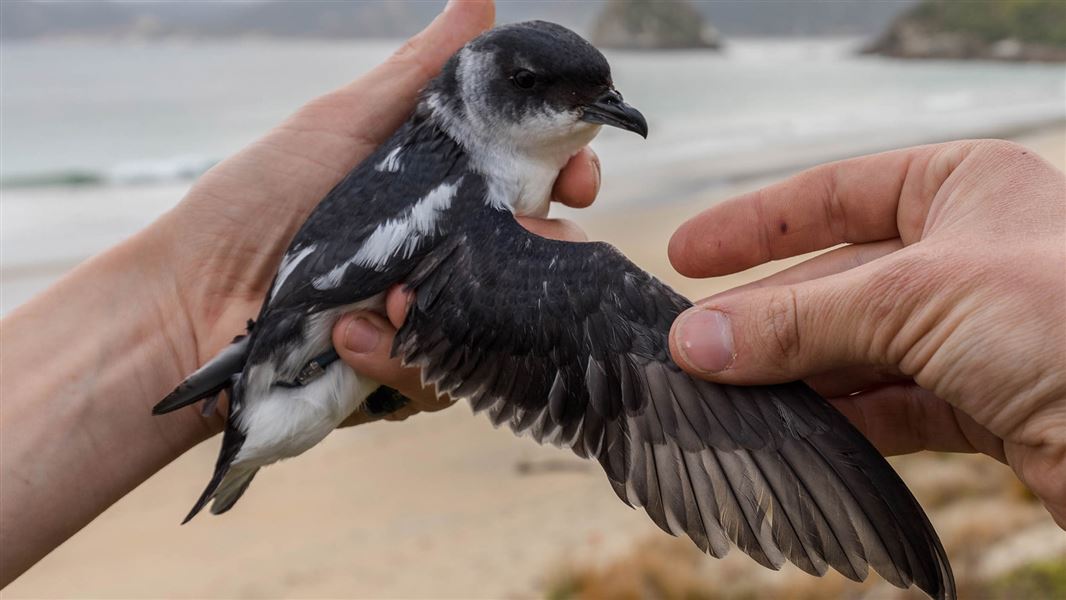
{"left": 5, "top": 124, "right": 1065, "bottom": 599}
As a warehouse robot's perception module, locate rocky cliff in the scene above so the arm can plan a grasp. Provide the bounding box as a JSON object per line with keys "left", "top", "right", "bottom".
{"left": 590, "top": 0, "right": 721, "bottom": 50}
{"left": 864, "top": 0, "right": 1066, "bottom": 62}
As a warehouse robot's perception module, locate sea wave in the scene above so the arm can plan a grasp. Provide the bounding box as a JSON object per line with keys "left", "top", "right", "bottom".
{"left": 1, "top": 155, "right": 217, "bottom": 189}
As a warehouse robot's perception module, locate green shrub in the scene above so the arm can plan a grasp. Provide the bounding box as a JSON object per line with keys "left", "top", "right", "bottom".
{"left": 985, "top": 559, "right": 1066, "bottom": 600}
{"left": 908, "top": 0, "right": 1066, "bottom": 46}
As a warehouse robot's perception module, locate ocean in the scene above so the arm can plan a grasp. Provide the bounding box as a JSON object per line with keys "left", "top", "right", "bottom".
{"left": 2, "top": 38, "right": 1064, "bottom": 311}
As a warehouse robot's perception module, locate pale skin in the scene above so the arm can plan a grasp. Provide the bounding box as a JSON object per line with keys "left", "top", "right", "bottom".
{"left": 2, "top": 0, "right": 1063, "bottom": 589}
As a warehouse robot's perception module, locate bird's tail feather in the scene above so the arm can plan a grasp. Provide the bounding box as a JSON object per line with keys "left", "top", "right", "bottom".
{"left": 182, "top": 382, "right": 252, "bottom": 524}
{"left": 154, "top": 333, "right": 251, "bottom": 415}
{"left": 209, "top": 467, "right": 259, "bottom": 516}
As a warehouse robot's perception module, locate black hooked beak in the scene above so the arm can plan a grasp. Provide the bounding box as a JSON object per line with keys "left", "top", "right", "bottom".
{"left": 581, "top": 89, "right": 648, "bottom": 138}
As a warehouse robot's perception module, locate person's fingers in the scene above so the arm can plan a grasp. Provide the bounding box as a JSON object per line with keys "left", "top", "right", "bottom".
{"left": 332, "top": 310, "right": 455, "bottom": 428}
{"left": 382, "top": 403, "right": 424, "bottom": 422}
{"left": 804, "top": 365, "right": 908, "bottom": 398}
{"left": 518, "top": 217, "right": 590, "bottom": 242}
{"left": 669, "top": 250, "right": 935, "bottom": 384}
{"left": 385, "top": 287, "right": 412, "bottom": 330}
{"left": 552, "top": 147, "right": 600, "bottom": 208}
{"left": 668, "top": 143, "right": 970, "bottom": 278}
{"left": 332, "top": 311, "right": 436, "bottom": 403}
{"left": 829, "top": 385, "right": 1005, "bottom": 461}
{"left": 716, "top": 239, "right": 903, "bottom": 300}
{"left": 338, "top": 384, "right": 455, "bottom": 428}
{"left": 338, "top": 408, "right": 385, "bottom": 428}
{"left": 294, "top": 0, "right": 494, "bottom": 150}
{"left": 384, "top": 393, "right": 455, "bottom": 421}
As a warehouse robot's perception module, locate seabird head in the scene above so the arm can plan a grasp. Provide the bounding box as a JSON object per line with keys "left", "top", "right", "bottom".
{"left": 424, "top": 21, "right": 647, "bottom": 160}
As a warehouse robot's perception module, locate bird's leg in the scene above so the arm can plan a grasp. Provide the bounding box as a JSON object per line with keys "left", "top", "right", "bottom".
{"left": 200, "top": 394, "right": 220, "bottom": 417}
{"left": 364, "top": 386, "right": 411, "bottom": 416}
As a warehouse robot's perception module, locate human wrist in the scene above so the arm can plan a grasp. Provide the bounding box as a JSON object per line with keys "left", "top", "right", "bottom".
{"left": 0, "top": 230, "right": 216, "bottom": 584}
{"left": 8, "top": 225, "right": 215, "bottom": 444}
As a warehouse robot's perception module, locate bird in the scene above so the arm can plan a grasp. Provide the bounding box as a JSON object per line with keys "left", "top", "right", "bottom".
{"left": 153, "top": 20, "right": 955, "bottom": 600}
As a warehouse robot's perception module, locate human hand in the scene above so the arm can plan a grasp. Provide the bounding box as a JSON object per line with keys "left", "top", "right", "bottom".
{"left": 667, "top": 140, "right": 1066, "bottom": 527}
{"left": 144, "top": 0, "right": 599, "bottom": 430}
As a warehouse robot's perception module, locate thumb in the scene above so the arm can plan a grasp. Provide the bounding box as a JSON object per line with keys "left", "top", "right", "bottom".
{"left": 377, "top": 0, "right": 494, "bottom": 77}
{"left": 332, "top": 312, "right": 415, "bottom": 388}
{"left": 332, "top": 311, "right": 456, "bottom": 418}
{"left": 308, "top": 0, "right": 494, "bottom": 145}
{"left": 669, "top": 264, "right": 895, "bottom": 385}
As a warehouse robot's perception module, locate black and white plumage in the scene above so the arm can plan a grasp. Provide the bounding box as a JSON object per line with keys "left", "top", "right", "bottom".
{"left": 154, "top": 21, "right": 955, "bottom": 599}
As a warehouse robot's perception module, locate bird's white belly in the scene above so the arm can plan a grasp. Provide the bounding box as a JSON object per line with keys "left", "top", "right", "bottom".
{"left": 234, "top": 296, "right": 384, "bottom": 466}
{"left": 234, "top": 361, "right": 378, "bottom": 466}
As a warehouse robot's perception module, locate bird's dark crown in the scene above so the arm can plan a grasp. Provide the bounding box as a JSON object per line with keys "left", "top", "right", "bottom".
{"left": 471, "top": 20, "right": 613, "bottom": 106}
{"left": 424, "top": 20, "right": 614, "bottom": 120}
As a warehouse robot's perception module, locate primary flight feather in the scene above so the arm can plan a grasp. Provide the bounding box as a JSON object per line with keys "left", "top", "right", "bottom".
{"left": 154, "top": 21, "right": 955, "bottom": 600}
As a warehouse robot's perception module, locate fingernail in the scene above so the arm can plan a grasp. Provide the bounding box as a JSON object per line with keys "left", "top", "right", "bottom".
{"left": 344, "top": 318, "right": 381, "bottom": 354}
{"left": 589, "top": 151, "right": 601, "bottom": 197}
{"left": 675, "top": 309, "right": 735, "bottom": 373}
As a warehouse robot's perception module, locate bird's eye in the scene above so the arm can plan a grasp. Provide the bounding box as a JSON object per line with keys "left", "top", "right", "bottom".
{"left": 511, "top": 69, "right": 537, "bottom": 89}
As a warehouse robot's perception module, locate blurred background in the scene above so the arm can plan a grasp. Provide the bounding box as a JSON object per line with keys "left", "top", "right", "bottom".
{"left": 2, "top": 1, "right": 1064, "bottom": 598}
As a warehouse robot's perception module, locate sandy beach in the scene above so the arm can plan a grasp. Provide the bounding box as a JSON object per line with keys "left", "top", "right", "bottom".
{"left": 5, "top": 123, "right": 1064, "bottom": 599}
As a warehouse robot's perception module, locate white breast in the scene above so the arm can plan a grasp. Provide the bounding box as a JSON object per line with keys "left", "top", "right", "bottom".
{"left": 475, "top": 120, "right": 601, "bottom": 218}
{"left": 234, "top": 359, "right": 379, "bottom": 466}
{"left": 234, "top": 295, "right": 385, "bottom": 467}
{"left": 425, "top": 71, "right": 602, "bottom": 218}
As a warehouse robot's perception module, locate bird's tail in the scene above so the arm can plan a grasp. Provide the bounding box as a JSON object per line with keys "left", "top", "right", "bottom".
{"left": 153, "top": 332, "right": 251, "bottom": 415}
{"left": 181, "top": 377, "right": 257, "bottom": 524}
{"left": 152, "top": 323, "right": 259, "bottom": 523}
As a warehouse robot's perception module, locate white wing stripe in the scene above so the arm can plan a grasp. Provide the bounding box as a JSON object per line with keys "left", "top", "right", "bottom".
{"left": 270, "top": 245, "right": 316, "bottom": 301}
{"left": 312, "top": 178, "right": 462, "bottom": 289}
{"left": 375, "top": 146, "right": 404, "bottom": 173}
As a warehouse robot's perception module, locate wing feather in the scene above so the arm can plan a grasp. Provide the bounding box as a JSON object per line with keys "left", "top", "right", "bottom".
{"left": 394, "top": 208, "right": 955, "bottom": 600}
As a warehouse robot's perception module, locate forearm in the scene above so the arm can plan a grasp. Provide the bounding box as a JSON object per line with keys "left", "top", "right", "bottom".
{"left": 0, "top": 228, "right": 216, "bottom": 585}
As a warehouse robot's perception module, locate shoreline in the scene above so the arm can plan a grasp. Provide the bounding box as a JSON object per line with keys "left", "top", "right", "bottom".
{"left": 683, "top": 116, "right": 1066, "bottom": 196}
{"left": 600, "top": 116, "right": 1066, "bottom": 210}
{"left": 2, "top": 115, "right": 1061, "bottom": 197}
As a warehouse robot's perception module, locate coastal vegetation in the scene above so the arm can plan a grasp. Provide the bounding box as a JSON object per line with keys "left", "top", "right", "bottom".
{"left": 866, "top": 0, "right": 1066, "bottom": 61}
{"left": 543, "top": 452, "right": 1066, "bottom": 599}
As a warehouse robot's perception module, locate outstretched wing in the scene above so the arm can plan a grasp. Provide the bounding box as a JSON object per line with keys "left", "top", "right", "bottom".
{"left": 393, "top": 209, "right": 954, "bottom": 600}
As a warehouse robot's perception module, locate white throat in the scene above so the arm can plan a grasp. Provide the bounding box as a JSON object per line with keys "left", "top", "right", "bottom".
{"left": 427, "top": 48, "right": 602, "bottom": 218}
{"left": 475, "top": 131, "right": 597, "bottom": 218}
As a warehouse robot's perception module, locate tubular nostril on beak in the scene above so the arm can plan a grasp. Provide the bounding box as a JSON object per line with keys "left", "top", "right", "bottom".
{"left": 602, "top": 89, "right": 623, "bottom": 105}
{"left": 580, "top": 87, "right": 647, "bottom": 138}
